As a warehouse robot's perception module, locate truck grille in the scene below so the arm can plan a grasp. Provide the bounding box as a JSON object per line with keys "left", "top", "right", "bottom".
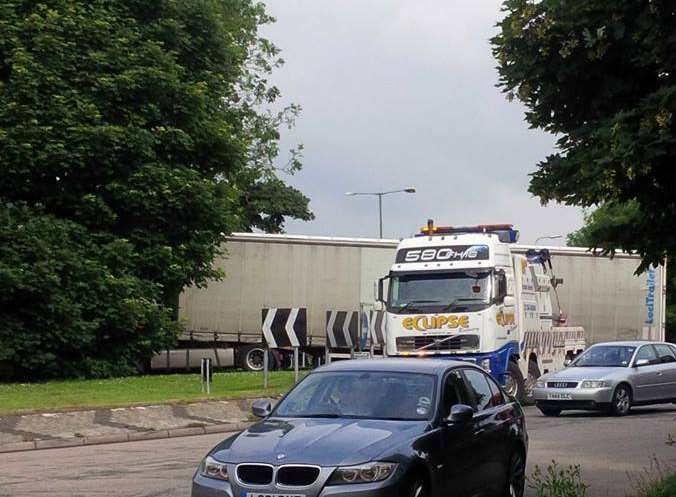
{"left": 277, "top": 466, "right": 320, "bottom": 486}
{"left": 547, "top": 381, "right": 578, "bottom": 389}
{"left": 397, "top": 335, "right": 479, "bottom": 352}
{"left": 237, "top": 464, "right": 273, "bottom": 485}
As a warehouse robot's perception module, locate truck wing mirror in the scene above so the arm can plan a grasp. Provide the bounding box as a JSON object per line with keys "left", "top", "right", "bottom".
{"left": 376, "top": 276, "right": 389, "bottom": 303}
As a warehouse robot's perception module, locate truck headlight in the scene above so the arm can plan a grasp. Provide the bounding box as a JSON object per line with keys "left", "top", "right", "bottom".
{"left": 329, "top": 462, "right": 397, "bottom": 484}
{"left": 581, "top": 380, "right": 608, "bottom": 389}
{"left": 199, "top": 456, "right": 229, "bottom": 481}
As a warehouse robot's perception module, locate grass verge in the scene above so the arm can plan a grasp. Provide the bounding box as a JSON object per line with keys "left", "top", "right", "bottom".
{"left": 0, "top": 371, "right": 303, "bottom": 415}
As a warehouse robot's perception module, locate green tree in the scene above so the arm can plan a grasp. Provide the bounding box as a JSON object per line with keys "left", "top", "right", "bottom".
{"left": 493, "top": 0, "right": 676, "bottom": 270}
{"left": 567, "top": 202, "right": 675, "bottom": 339}
{"left": 0, "top": 203, "right": 180, "bottom": 378}
{"left": 0, "top": 0, "right": 312, "bottom": 378}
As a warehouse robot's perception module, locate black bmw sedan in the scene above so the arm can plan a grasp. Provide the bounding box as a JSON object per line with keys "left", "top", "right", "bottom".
{"left": 192, "top": 359, "right": 527, "bottom": 497}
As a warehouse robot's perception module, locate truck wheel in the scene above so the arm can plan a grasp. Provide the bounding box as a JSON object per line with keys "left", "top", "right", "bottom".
{"left": 504, "top": 361, "right": 526, "bottom": 404}
{"left": 524, "top": 360, "right": 541, "bottom": 405}
{"left": 238, "top": 345, "right": 266, "bottom": 372}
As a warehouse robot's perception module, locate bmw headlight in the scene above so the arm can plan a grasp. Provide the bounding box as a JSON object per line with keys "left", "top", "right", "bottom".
{"left": 581, "top": 380, "right": 608, "bottom": 389}
{"left": 329, "top": 462, "right": 397, "bottom": 484}
{"left": 199, "top": 456, "right": 229, "bottom": 481}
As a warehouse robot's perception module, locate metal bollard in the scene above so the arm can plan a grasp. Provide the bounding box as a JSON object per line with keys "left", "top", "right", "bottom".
{"left": 201, "top": 357, "right": 212, "bottom": 394}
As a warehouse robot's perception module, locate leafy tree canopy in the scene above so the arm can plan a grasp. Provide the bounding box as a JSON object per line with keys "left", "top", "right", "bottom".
{"left": 0, "top": 0, "right": 312, "bottom": 378}
{"left": 493, "top": 0, "right": 676, "bottom": 270}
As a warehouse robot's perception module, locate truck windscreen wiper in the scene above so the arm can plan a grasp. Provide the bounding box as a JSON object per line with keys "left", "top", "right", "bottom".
{"left": 440, "top": 298, "right": 484, "bottom": 312}
{"left": 394, "top": 300, "right": 443, "bottom": 314}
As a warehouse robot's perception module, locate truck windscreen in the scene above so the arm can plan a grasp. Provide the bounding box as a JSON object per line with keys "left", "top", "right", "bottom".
{"left": 388, "top": 271, "right": 491, "bottom": 314}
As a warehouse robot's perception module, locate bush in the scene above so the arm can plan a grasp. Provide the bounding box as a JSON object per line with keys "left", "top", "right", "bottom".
{"left": 0, "top": 203, "right": 180, "bottom": 379}
{"left": 634, "top": 475, "right": 676, "bottom": 497}
{"left": 528, "top": 462, "right": 588, "bottom": 497}
{"left": 629, "top": 458, "right": 676, "bottom": 497}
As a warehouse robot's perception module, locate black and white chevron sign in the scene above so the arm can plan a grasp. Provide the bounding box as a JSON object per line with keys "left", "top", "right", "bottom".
{"left": 326, "top": 311, "right": 359, "bottom": 349}
{"left": 368, "top": 310, "right": 386, "bottom": 346}
{"left": 261, "top": 308, "right": 307, "bottom": 348}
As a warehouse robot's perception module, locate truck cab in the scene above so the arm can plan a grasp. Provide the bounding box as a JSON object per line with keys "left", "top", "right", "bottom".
{"left": 379, "top": 221, "right": 585, "bottom": 401}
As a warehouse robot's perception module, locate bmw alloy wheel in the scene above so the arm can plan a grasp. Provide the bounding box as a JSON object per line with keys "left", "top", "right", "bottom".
{"left": 506, "top": 452, "right": 525, "bottom": 497}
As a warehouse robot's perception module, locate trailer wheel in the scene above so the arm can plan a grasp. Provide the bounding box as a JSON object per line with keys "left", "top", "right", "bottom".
{"left": 238, "top": 345, "right": 266, "bottom": 372}
{"left": 504, "top": 360, "right": 526, "bottom": 404}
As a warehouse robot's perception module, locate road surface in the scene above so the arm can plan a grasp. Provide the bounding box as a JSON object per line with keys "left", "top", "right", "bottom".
{"left": 2, "top": 406, "right": 675, "bottom": 497}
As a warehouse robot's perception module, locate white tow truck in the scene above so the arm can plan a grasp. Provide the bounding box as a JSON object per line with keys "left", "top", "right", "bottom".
{"left": 377, "top": 221, "right": 586, "bottom": 401}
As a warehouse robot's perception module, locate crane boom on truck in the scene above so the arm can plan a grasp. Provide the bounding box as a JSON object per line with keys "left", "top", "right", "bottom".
{"left": 377, "top": 220, "right": 586, "bottom": 402}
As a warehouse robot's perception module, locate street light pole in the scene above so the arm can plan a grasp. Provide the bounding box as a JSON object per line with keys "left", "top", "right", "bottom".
{"left": 378, "top": 193, "right": 383, "bottom": 238}
{"left": 345, "top": 187, "right": 416, "bottom": 238}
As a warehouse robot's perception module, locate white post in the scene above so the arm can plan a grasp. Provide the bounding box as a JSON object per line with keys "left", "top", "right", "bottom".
{"left": 200, "top": 358, "right": 204, "bottom": 393}
{"left": 294, "top": 347, "right": 299, "bottom": 383}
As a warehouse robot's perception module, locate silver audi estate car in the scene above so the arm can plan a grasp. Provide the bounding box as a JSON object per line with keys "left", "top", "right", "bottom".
{"left": 533, "top": 341, "right": 676, "bottom": 416}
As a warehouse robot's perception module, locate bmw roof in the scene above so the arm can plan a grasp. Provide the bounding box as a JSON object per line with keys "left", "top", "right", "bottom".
{"left": 313, "top": 358, "right": 476, "bottom": 376}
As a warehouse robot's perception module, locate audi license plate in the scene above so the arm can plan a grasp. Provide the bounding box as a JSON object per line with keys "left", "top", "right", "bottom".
{"left": 547, "top": 393, "right": 572, "bottom": 400}
{"left": 244, "top": 494, "right": 305, "bottom": 497}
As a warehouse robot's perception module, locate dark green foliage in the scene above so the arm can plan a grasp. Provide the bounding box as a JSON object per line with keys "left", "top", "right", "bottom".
{"left": 0, "top": 0, "right": 312, "bottom": 378}
{"left": 0, "top": 204, "right": 179, "bottom": 378}
{"left": 493, "top": 0, "right": 676, "bottom": 270}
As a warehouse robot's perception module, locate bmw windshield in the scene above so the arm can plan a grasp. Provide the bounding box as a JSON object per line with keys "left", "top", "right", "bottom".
{"left": 387, "top": 270, "right": 491, "bottom": 314}
{"left": 273, "top": 371, "right": 436, "bottom": 421}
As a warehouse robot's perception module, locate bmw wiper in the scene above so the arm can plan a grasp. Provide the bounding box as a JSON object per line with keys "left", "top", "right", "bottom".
{"left": 293, "top": 413, "right": 342, "bottom": 418}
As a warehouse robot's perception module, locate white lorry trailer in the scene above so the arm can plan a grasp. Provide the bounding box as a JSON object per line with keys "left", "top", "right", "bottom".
{"left": 164, "top": 228, "right": 666, "bottom": 399}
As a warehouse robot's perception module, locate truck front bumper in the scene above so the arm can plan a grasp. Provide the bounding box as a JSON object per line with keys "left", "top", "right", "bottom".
{"left": 404, "top": 342, "right": 518, "bottom": 386}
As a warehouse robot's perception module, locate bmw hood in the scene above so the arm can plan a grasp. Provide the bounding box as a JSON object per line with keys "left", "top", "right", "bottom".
{"left": 210, "top": 417, "right": 427, "bottom": 466}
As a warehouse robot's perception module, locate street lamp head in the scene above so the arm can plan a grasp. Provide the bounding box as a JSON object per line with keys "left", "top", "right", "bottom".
{"left": 404, "top": 187, "right": 416, "bottom": 193}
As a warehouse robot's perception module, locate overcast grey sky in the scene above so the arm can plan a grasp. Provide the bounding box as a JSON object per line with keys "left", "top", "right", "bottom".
{"left": 261, "top": 0, "right": 584, "bottom": 244}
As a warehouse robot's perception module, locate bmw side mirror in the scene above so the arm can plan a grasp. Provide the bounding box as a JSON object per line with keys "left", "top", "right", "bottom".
{"left": 252, "top": 399, "right": 272, "bottom": 418}
{"left": 445, "top": 404, "right": 474, "bottom": 425}
{"left": 634, "top": 359, "right": 650, "bottom": 368}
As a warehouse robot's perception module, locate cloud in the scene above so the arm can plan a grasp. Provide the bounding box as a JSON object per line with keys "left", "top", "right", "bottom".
{"left": 262, "top": 0, "right": 583, "bottom": 243}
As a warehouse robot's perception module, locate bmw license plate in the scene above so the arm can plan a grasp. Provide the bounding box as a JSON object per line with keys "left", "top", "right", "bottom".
{"left": 547, "top": 393, "right": 572, "bottom": 400}
{"left": 245, "top": 494, "right": 305, "bottom": 497}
